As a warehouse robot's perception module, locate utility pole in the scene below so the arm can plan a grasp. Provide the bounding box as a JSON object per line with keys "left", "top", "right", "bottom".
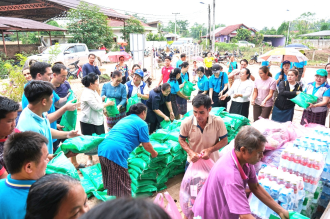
{"left": 286, "top": 21, "right": 291, "bottom": 46}
{"left": 208, "top": 4, "right": 211, "bottom": 51}
{"left": 172, "top": 13, "right": 180, "bottom": 35}
{"left": 212, "top": 0, "right": 215, "bottom": 52}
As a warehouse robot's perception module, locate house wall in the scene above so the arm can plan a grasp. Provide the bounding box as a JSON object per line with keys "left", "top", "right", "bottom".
{"left": 292, "top": 39, "right": 330, "bottom": 49}
{"left": 0, "top": 44, "right": 39, "bottom": 58}
{"left": 264, "top": 37, "right": 286, "bottom": 47}
{"left": 113, "top": 29, "right": 154, "bottom": 43}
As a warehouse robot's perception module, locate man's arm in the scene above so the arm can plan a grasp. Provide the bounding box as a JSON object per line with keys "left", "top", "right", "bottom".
{"left": 48, "top": 99, "right": 78, "bottom": 124}
{"left": 158, "top": 72, "right": 163, "bottom": 86}
{"left": 179, "top": 136, "right": 199, "bottom": 163}
{"left": 95, "top": 66, "right": 102, "bottom": 75}
{"left": 249, "top": 182, "right": 289, "bottom": 219}
{"left": 200, "top": 137, "right": 228, "bottom": 160}
{"left": 50, "top": 128, "right": 80, "bottom": 140}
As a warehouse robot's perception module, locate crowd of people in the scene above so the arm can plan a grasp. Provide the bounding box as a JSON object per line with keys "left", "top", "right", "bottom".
{"left": 0, "top": 49, "right": 330, "bottom": 219}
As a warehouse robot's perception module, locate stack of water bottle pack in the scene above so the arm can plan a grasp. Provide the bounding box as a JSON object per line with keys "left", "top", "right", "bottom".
{"left": 250, "top": 166, "right": 305, "bottom": 218}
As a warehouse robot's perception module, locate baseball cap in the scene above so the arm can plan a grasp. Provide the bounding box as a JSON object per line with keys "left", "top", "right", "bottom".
{"left": 211, "top": 64, "right": 221, "bottom": 72}
{"left": 315, "top": 69, "right": 327, "bottom": 77}
{"left": 134, "top": 69, "right": 144, "bottom": 78}
{"left": 282, "top": 60, "right": 291, "bottom": 65}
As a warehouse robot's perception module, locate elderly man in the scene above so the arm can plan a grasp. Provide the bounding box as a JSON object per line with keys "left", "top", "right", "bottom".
{"left": 125, "top": 69, "right": 149, "bottom": 105}
{"left": 193, "top": 126, "right": 289, "bottom": 219}
{"left": 179, "top": 94, "right": 228, "bottom": 165}
{"left": 228, "top": 59, "right": 255, "bottom": 82}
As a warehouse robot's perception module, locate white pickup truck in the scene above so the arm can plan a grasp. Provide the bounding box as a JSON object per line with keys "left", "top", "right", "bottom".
{"left": 26, "top": 43, "right": 106, "bottom": 67}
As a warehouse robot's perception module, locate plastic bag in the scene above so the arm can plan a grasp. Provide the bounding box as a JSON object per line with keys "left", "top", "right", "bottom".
{"left": 92, "top": 190, "right": 116, "bottom": 202}
{"left": 126, "top": 94, "right": 141, "bottom": 112}
{"left": 180, "top": 80, "right": 195, "bottom": 97}
{"left": 60, "top": 90, "right": 77, "bottom": 131}
{"left": 45, "top": 151, "right": 80, "bottom": 180}
{"left": 80, "top": 164, "right": 104, "bottom": 190}
{"left": 105, "top": 97, "right": 119, "bottom": 116}
{"left": 80, "top": 178, "right": 96, "bottom": 198}
{"left": 180, "top": 159, "right": 215, "bottom": 219}
{"left": 290, "top": 92, "right": 318, "bottom": 109}
{"left": 55, "top": 135, "right": 105, "bottom": 154}
{"left": 154, "top": 192, "right": 182, "bottom": 219}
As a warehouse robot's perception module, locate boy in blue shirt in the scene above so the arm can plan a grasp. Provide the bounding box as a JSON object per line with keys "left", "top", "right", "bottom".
{"left": 0, "top": 131, "right": 49, "bottom": 219}
{"left": 176, "top": 53, "right": 186, "bottom": 69}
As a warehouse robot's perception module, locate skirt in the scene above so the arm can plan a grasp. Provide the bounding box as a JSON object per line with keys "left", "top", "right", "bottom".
{"left": 205, "top": 69, "right": 212, "bottom": 77}
{"left": 170, "top": 94, "right": 179, "bottom": 118}
{"left": 271, "top": 106, "right": 294, "bottom": 123}
{"left": 301, "top": 110, "right": 327, "bottom": 126}
{"left": 106, "top": 107, "right": 126, "bottom": 130}
{"left": 176, "top": 96, "right": 187, "bottom": 115}
{"left": 212, "top": 91, "right": 227, "bottom": 109}
{"left": 99, "top": 157, "right": 131, "bottom": 197}
{"left": 80, "top": 121, "right": 105, "bottom": 155}
{"left": 229, "top": 101, "right": 250, "bottom": 118}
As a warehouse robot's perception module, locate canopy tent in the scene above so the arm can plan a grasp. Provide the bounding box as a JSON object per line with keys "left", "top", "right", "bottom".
{"left": 299, "top": 30, "right": 330, "bottom": 37}
{"left": 0, "top": 17, "right": 66, "bottom": 55}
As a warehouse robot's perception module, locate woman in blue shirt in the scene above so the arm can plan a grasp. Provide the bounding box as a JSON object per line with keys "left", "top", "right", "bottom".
{"left": 226, "top": 56, "right": 237, "bottom": 87}
{"left": 167, "top": 68, "right": 189, "bottom": 119}
{"left": 196, "top": 66, "right": 209, "bottom": 95}
{"left": 209, "top": 64, "right": 229, "bottom": 109}
{"left": 146, "top": 83, "right": 174, "bottom": 134}
{"left": 176, "top": 62, "right": 190, "bottom": 117}
{"left": 274, "top": 60, "right": 291, "bottom": 100}
{"left": 101, "top": 71, "right": 127, "bottom": 130}
{"left": 98, "top": 103, "right": 158, "bottom": 197}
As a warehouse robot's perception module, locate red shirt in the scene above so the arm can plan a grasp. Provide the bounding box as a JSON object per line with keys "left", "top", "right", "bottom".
{"left": 0, "top": 128, "right": 20, "bottom": 175}
{"left": 161, "top": 65, "right": 174, "bottom": 84}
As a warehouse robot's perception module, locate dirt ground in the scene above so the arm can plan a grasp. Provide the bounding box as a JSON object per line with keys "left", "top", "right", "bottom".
{"left": 69, "top": 56, "right": 329, "bottom": 214}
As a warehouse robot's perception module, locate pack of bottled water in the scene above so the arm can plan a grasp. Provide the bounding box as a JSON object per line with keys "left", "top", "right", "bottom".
{"left": 250, "top": 166, "right": 305, "bottom": 219}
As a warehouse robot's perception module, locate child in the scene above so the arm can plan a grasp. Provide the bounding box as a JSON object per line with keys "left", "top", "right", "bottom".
{"left": 143, "top": 68, "right": 152, "bottom": 87}
{"left": 192, "top": 61, "right": 197, "bottom": 83}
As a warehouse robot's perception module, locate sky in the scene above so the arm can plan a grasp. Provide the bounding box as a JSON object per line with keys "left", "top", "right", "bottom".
{"left": 84, "top": 0, "right": 329, "bottom": 30}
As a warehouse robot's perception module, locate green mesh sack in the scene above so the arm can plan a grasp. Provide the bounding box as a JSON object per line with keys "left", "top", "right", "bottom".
{"left": 128, "top": 158, "right": 148, "bottom": 170}
{"left": 156, "top": 183, "right": 167, "bottom": 191}
{"left": 150, "top": 129, "right": 169, "bottom": 141}
{"left": 167, "top": 130, "right": 180, "bottom": 142}
{"left": 105, "top": 97, "right": 120, "bottom": 116}
{"left": 136, "top": 179, "right": 156, "bottom": 188}
{"left": 180, "top": 80, "right": 196, "bottom": 97}
{"left": 183, "top": 110, "right": 194, "bottom": 118}
{"left": 45, "top": 152, "right": 80, "bottom": 180}
{"left": 150, "top": 155, "right": 166, "bottom": 163}
{"left": 128, "top": 169, "right": 139, "bottom": 179}
{"left": 80, "top": 178, "right": 96, "bottom": 198}
{"left": 139, "top": 170, "right": 158, "bottom": 180}
{"left": 92, "top": 190, "right": 116, "bottom": 202}
{"left": 290, "top": 92, "right": 318, "bottom": 109}
{"left": 151, "top": 141, "right": 171, "bottom": 155}
{"left": 135, "top": 192, "right": 154, "bottom": 197}
{"left": 80, "top": 164, "right": 103, "bottom": 190}
{"left": 209, "top": 107, "right": 226, "bottom": 116}
{"left": 166, "top": 140, "right": 181, "bottom": 153}
{"left": 136, "top": 185, "right": 157, "bottom": 193}
{"left": 60, "top": 90, "right": 77, "bottom": 131}
{"left": 160, "top": 120, "right": 171, "bottom": 129}
{"left": 128, "top": 164, "right": 143, "bottom": 174}
{"left": 288, "top": 211, "right": 310, "bottom": 219}
{"left": 126, "top": 94, "right": 141, "bottom": 112}
{"left": 55, "top": 135, "right": 105, "bottom": 154}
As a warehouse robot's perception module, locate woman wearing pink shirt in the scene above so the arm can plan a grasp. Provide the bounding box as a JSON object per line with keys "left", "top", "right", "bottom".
{"left": 251, "top": 66, "right": 276, "bottom": 121}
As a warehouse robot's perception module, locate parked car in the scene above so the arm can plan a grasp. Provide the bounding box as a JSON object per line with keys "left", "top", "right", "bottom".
{"left": 25, "top": 43, "right": 106, "bottom": 67}
{"left": 236, "top": 41, "right": 255, "bottom": 48}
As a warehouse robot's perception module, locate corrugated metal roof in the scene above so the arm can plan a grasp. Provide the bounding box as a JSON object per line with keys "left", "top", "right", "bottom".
{"left": 0, "top": 17, "right": 66, "bottom": 31}
{"left": 47, "top": 0, "right": 129, "bottom": 20}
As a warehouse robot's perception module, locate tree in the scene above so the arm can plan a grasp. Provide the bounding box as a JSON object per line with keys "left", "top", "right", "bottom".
{"left": 236, "top": 28, "right": 251, "bottom": 41}
{"left": 321, "top": 23, "right": 330, "bottom": 31}
{"left": 176, "top": 20, "right": 189, "bottom": 36}
{"left": 125, "top": 13, "right": 148, "bottom": 23}
{"left": 67, "top": 2, "right": 114, "bottom": 49}
{"left": 295, "top": 12, "right": 316, "bottom": 34}
{"left": 146, "top": 33, "right": 166, "bottom": 41}
{"left": 190, "top": 22, "right": 208, "bottom": 39}
{"left": 250, "top": 32, "right": 264, "bottom": 46}
{"left": 120, "top": 17, "right": 145, "bottom": 51}
{"left": 215, "top": 24, "right": 226, "bottom": 29}
{"left": 41, "top": 20, "right": 64, "bottom": 36}
{"left": 277, "top": 21, "right": 289, "bottom": 35}
{"left": 165, "top": 21, "right": 176, "bottom": 33}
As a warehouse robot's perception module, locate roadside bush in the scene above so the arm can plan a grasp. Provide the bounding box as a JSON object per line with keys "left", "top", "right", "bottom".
{"left": 215, "top": 42, "right": 238, "bottom": 52}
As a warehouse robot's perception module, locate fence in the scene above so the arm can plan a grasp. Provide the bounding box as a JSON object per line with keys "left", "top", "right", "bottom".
{"left": 292, "top": 39, "right": 330, "bottom": 49}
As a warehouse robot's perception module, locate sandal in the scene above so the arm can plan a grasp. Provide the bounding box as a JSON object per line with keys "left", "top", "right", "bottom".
{"left": 75, "top": 163, "right": 86, "bottom": 170}
{"left": 86, "top": 159, "right": 93, "bottom": 167}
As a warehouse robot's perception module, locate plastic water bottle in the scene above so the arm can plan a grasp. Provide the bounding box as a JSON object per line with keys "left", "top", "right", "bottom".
{"left": 258, "top": 182, "right": 271, "bottom": 218}
{"left": 258, "top": 169, "right": 265, "bottom": 180}
{"left": 270, "top": 170, "right": 278, "bottom": 182}
{"left": 313, "top": 156, "right": 322, "bottom": 178}
{"left": 277, "top": 174, "right": 285, "bottom": 185}
{"left": 266, "top": 184, "right": 281, "bottom": 218}
{"left": 280, "top": 149, "right": 289, "bottom": 171}
{"left": 306, "top": 157, "right": 315, "bottom": 176}
{"left": 278, "top": 187, "right": 294, "bottom": 210}
{"left": 293, "top": 150, "right": 302, "bottom": 173}
{"left": 249, "top": 193, "right": 260, "bottom": 215}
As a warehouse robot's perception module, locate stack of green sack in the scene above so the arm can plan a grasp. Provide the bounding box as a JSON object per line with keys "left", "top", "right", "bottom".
{"left": 183, "top": 107, "right": 250, "bottom": 142}
{"left": 128, "top": 119, "right": 186, "bottom": 197}
{"left": 80, "top": 163, "right": 116, "bottom": 201}
{"left": 55, "top": 134, "right": 105, "bottom": 154}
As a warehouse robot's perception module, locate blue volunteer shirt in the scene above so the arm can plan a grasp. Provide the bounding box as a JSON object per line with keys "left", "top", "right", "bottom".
{"left": 167, "top": 79, "right": 180, "bottom": 94}
{"left": 261, "top": 61, "right": 269, "bottom": 67}
{"left": 176, "top": 60, "right": 183, "bottom": 69}
{"left": 17, "top": 107, "right": 53, "bottom": 154}
{"left": 293, "top": 61, "right": 307, "bottom": 69}
{"left": 0, "top": 175, "right": 36, "bottom": 219}
{"left": 197, "top": 75, "right": 209, "bottom": 91}
{"left": 98, "top": 114, "right": 150, "bottom": 168}
{"left": 227, "top": 61, "right": 237, "bottom": 73}
{"left": 274, "top": 72, "right": 288, "bottom": 86}
{"left": 304, "top": 82, "right": 330, "bottom": 96}
{"left": 209, "top": 73, "right": 228, "bottom": 93}
{"left": 181, "top": 73, "right": 189, "bottom": 82}
{"left": 22, "top": 83, "right": 60, "bottom": 142}
{"left": 82, "top": 63, "right": 101, "bottom": 77}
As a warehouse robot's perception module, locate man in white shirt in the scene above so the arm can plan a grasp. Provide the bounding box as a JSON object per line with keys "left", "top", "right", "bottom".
{"left": 125, "top": 69, "right": 149, "bottom": 105}
{"left": 228, "top": 59, "right": 255, "bottom": 82}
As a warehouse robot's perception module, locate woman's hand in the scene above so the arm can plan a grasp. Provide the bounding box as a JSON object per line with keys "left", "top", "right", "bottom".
{"left": 233, "top": 94, "right": 241, "bottom": 98}
{"left": 251, "top": 99, "right": 255, "bottom": 105}
{"left": 107, "top": 101, "right": 115, "bottom": 106}
{"left": 164, "top": 116, "right": 170, "bottom": 122}
{"left": 220, "top": 94, "right": 227, "bottom": 100}
{"left": 260, "top": 100, "right": 266, "bottom": 107}
{"left": 296, "top": 91, "right": 301, "bottom": 95}
{"left": 102, "top": 96, "right": 106, "bottom": 101}
{"left": 308, "top": 103, "right": 315, "bottom": 108}
{"left": 185, "top": 95, "right": 190, "bottom": 100}
{"left": 218, "top": 91, "right": 223, "bottom": 97}
{"left": 151, "top": 151, "right": 158, "bottom": 158}
{"left": 170, "top": 112, "right": 175, "bottom": 121}
{"left": 278, "top": 75, "right": 283, "bottom": 80}
{"left": 117, "top": 105, "right": 121, "bottom": 110}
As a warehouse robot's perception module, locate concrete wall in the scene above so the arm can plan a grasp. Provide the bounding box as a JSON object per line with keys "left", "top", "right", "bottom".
{"left": 264, "top": 37, "right": 286, "bottom": 47}
{"left": 292, "top": 39, "right": 330, "bottom": 49}
{"left": 215, "top": 35, "right": 230, "bottom": 43}
{"left": 0, "top": 44, "right": 39, "bottom": 58}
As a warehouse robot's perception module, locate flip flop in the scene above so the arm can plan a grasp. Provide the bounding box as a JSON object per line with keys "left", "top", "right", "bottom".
{"left": 75, "top": 163, "right": 86, "bottom": 170}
